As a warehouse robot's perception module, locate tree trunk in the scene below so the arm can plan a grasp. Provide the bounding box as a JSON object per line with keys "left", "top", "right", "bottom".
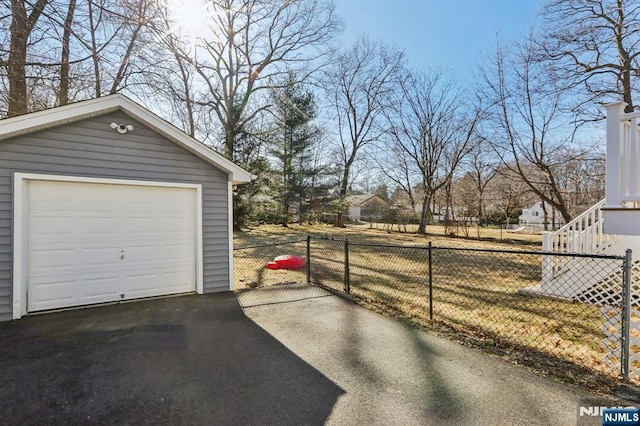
{"left": 59, "top": 0, "right": 77, "bottom": 106}
{"left": 109, "top": 4, "right": 144, "bottom": 95}
{"left": 541, "top": 200, "right": 549, "bottom": 231}
{"left": 336, "top": 163, "right": 352, "bottom": 228}
{"left": 417, "top": 195, "right": 430, "bottom": 234}
{"left": 87, "top": 0, "right": 101, "bottom": 97}
{"left": 7, "top": 1, "right": 28, "bottom": 117}
{"left": 7, "top": 0, "right": 48, "bottom": 117}
{"left": 174, "top": 51, "right": 195, "bottom": 136}
{"left": 477, "top": 188, "right": 485, "bottom": 226}
{"left": 615, "top": 0, "right": 635, "bottom": 113}
{"left": 282, "top": 129, "right": 290, "bottom": 227}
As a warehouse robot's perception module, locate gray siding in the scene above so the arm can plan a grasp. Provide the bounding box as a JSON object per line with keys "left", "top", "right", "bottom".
{"left": 0, "top": 111, "right": 230, "bottom": 321}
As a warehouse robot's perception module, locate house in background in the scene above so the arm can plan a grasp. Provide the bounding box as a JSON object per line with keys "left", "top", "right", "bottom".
{"left": 345, "top": 194, "right": 389, "bottom": 222}
{"left": 518, "top": 201, "right": 564, "bottom": 231}
{"left": 0, "top": 94, "right": 252, "bottom": 321}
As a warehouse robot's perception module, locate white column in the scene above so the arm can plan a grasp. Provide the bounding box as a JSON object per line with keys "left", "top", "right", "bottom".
{"left": 632, "top": 117, "right": 640, "bottom": 200}
{"left": 605, "top": 102, "right": 627, "bottom": 207}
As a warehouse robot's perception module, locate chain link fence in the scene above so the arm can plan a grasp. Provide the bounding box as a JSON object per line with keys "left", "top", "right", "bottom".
{"left": 234, "top": 235, "right": 633, "bottom": 385}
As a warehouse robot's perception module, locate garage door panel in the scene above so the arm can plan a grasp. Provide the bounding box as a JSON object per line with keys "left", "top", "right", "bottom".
{"left": 164, "top": 243, "right": 194, "bottom": 261}
{"left": 27, "top": 274, "right": 122, "bottom": 312}
{"left": 29, "top": 215, "right": 76, "bottom": 238}
{"left": 123, "top": 273, "right": 160, "bottom": 295}
{"left": 122, "top": 282, "right": 193, "bottom": 299}
{"left": 31, "top": 243, "right": 121, "bottom": 272}
{"left": 163, "top": 217, "right": 194, "bottom": 233}
{"left": 120, "top": 190, "right": 159, "bottom": 207}
{"left": 124, "top": 217, "right": 159, "bottom": 234}
{"left": 84, "top": 217, "right": 121, "bottom": 235}
{"left": 28, "top": 281, "right": 76, "bottom": 311}
{"left": 125, "top": 245, "right": 160, "bottom": 264}
{"left": 26, "top": 180, "right": 198, "bottom": 312}
{"left": 84, "top": 246, "right": 122, "bottom": 266}
{"left": 83, "top": 276, "right": 121, "bottom": 298}
{"left": 28, "top": 182, "right": 75, "bottom": 204}
{"left": 29, "top": 246, "right": 77, "bottom": 271}
{"left": 85, "top": 185, "right": 132, "bottom": 206}
{"left": 163, "top": 269, "right": 194, "bottom": 283}
{"left": 153, "top": 272, "right": 194, "bottom": 294}
{"left": 162, "top": 190, "right": 195, "bottom": 208}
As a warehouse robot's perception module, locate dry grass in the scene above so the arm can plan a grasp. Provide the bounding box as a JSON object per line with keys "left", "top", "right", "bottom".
{"left": 234, "top": 223, "right": 628, "bottom": 391}
{"left": 234, "top": 222, "right": 542, "bottom": 249}
{"left": 354, "top": 221, "right": 543, "bottom": 244}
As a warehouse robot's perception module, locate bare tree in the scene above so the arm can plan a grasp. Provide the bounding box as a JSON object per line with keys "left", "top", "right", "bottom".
{"left": 135, "top": 25, "right": 199, "bottom": 137}
{"left": 73, "top": 0, "right": 162, "bottom": 97}
{"left": 452, "top": 172, "right": 479, "bottom": 224}
{"left": 374, "top": 148, "right": 418, "bottom": 213}
{"left": 384, "top": 68, "right": 481, "bottom": 234}
{"left": 327, "top": 37, "right": 404, "bottom": 227}
{"left": 1, "top": 0, "right": 163, "bottom": 113}
{"left": 541, "top": 0, "right": 640, "bottom": 115}
{"left": 486, "top": 167, "right": 533, "bottom": 225}
{"left": 5, "top": 0, "right": 49, "bottom": 116}
{"left": 480, "top": 36, "right": 576, "bottom": 222}
{"left": 551, "top": 145, "right": 606, "bottom": 213}
{"left": 107, "top": 0, "right": 159, "bottom": 94}
{"left": 85, "top": 0, "right": 102, "bottom": 97}
{"left": 180, "top": 0, "right": 340, "bottom": 161}
{"left": 58, "top": 0, "right": 76, "bottom": 105}
{"left": 465, "top": 140, "right": 498, "bottom": 225}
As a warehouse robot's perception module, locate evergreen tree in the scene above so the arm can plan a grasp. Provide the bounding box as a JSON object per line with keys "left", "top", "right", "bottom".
{"left": 269, "top": 73, "right": 323, "bottom": 226}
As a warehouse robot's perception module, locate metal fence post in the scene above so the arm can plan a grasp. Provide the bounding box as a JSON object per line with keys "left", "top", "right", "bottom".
{"left": 306, "top": 234, "right": 311, "bottom": 286}
{"left": 344, "top": 238, "right": 350, "bottom": 293}
{"left": 428, "top": 241, "right": 433, "bottom": 320}
{"left": 622, "top": 248, "right": 632, "bottom": 382}
{"left": 541, "top": 233, "right": 552, "bottom": 292}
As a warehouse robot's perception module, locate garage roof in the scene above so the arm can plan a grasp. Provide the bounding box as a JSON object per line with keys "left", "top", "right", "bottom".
{"left": 0, "top": 94, "right": 253, "bottom": 184}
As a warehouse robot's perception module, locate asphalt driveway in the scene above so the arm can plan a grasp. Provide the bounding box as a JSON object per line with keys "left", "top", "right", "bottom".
{"left": 0, "top": 292, "right": 343, "bottom": 425}
{"left": 0, "top": 285, "right": 630, "bottom": 425}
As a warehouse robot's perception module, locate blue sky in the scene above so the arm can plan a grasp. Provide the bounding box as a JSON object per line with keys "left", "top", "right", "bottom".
{"left": 335, "top": 0, "right": 545, "bottom": 82}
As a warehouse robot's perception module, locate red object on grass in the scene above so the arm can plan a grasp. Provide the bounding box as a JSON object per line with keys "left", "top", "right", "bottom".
{"left": 266, "top": 254, "right": 306, "bottom": 270}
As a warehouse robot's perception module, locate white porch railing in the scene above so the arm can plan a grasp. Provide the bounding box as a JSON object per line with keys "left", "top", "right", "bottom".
{"left": 542, "top": 200, "right": 621, "bottom": 284}
{"left": 542, "top": 199, "right": 616, "bottom": 256}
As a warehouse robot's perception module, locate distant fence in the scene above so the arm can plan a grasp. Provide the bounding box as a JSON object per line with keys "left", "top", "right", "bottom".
{"left": 234, "top": 236, "right": 633, "bottom": 385}
{"left": 518, "top": 220, "right": 564, "bottom": 232}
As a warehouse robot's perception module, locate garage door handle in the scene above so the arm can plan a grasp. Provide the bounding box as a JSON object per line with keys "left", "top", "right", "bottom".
{"left": 121, "top": 250, "right": 124, "bottom": 260}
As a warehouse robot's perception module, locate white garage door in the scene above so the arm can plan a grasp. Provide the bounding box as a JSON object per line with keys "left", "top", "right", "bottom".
{"left": 26, "top": 180, "right": 197, "bottom": 312}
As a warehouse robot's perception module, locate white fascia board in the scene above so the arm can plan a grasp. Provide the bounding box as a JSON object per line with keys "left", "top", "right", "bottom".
{"left": 0, "top": 94, "right": 252, "bottom": 184}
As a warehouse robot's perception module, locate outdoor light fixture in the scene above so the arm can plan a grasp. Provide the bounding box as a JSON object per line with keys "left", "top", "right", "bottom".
{"left": 110, "top": 122, "right": 134, "bottom": 134}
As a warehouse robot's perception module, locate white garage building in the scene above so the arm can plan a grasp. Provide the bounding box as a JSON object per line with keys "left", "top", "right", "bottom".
{"left": 0, "top": 95, "right": 252, "bottom": 320}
